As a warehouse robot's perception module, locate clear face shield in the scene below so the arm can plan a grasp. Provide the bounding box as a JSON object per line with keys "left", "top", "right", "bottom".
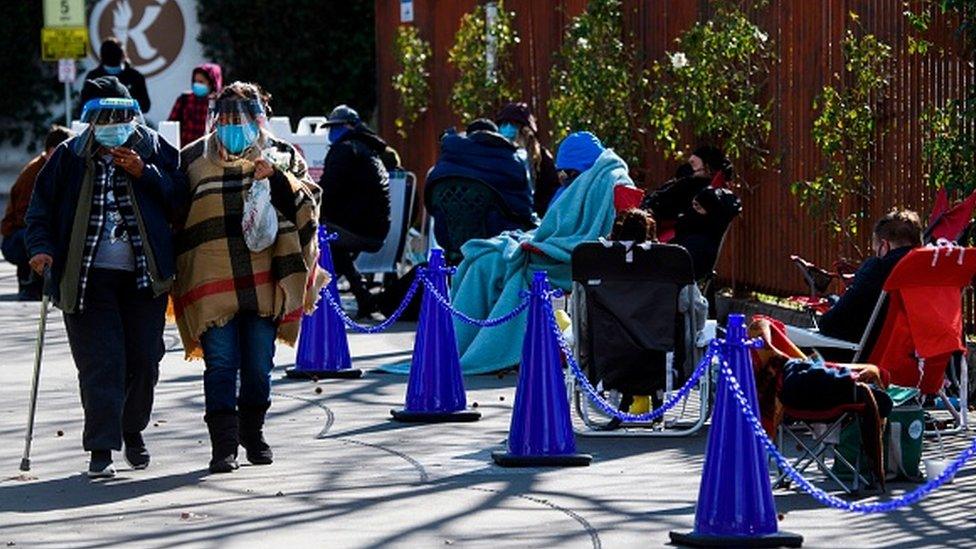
{"left": 80, "top": 98, "right": 144, "bottom": 149}
{"left": 209, "top": 97, "right": 268, "bottom": 157}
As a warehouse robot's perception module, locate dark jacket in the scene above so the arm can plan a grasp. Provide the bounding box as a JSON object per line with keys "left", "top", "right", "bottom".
{"left": 533, "top": 147, "right": 560, "bottom": 217}
{"left": 25, "top": 126, "right": 188, "bottom": 312}
{"left": 87, "top": 64, "right": 152, "bottom": 114}
{"left": 319, "top": 126, "right": 391, "bottom": 243}
{"left": 642, "top": 168, "right": 713, "bottom": 225}
{"left": 818, "top": 246, "right": 913, "bottom": 344}
{"left": 670, "top": 188, "right": 742, "bottom": 279}
{"left": 428, "top": 129, "right": 534, "bottom": 221}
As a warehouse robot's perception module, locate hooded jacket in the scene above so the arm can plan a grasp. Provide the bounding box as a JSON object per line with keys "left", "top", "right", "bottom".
{"left": 319, "top": 125, "right": 392, "bottom": 242}
{"left": 168, "top": 63, "right": 223, "bottom": 147}
{"left": 427, "top": 129, "right": 534, "bottom": 221}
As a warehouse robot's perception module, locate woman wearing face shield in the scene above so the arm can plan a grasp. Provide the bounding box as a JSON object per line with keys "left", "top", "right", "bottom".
{"left": 173, "top": 82, "right": 325, "bottom": 473}
{"left": 25, "top": 76, "right": 189, "bottom": 478}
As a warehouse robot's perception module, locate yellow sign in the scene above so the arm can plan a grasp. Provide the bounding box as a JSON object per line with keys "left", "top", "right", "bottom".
{"left": 44, "top": 0, "right": 86, "bottom": 28}
{"left": 41, "top": 27, "right": 89, "bottom": 61}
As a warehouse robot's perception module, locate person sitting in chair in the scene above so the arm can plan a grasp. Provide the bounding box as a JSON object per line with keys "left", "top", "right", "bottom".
{"left": 642, "top": 144, "right": 733, "bottom": 241}
{"left": 319, "top": 105, "right": 392, "bottom": 318}
{"left": 2, "top": 125, "right": 72, "bottom": 300}
{"left": 670, "top": 186, "right": 742, "bottom": 280}
{"left": 818, "top": 209, "right": 923, "bottom": 346}
{"left": 427, "top": 119, "right": 535, "bottom": 234}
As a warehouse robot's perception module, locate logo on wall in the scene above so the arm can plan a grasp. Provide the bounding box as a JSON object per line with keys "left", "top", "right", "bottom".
{"left": 89, "top": 0, "right": 186, "bottom": 78}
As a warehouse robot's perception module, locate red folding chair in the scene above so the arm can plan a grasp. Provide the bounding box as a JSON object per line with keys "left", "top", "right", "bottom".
{"left": 861, "top": 245, "right": 976, "bottom": 433}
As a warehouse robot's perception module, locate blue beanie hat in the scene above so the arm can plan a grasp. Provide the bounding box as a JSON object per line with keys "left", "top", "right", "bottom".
{"left": 555, "top": 131, "right": 605, "bottom": 173}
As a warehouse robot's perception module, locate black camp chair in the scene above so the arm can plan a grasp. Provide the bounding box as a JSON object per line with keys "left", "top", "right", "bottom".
{"left": 425, "top": 176, "right": 535, "bottom": 265}
{"left": 568, "top": 240, "right": 709, "bottom": 437}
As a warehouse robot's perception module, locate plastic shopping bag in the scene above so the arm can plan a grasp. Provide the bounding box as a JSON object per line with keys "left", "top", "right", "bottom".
{"left": 242, "top": 177, "right": 278, "bottom": 253}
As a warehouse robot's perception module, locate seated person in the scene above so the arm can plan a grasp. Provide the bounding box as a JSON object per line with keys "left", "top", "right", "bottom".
{"left": 450, "top": 132, "right": 636, "bottom": 374}
{"left": 427, "top": 119, "right": 535, "bottom": 238}
{"left": 642, "top": 144, "right": 733, "bottom": 241}
{"left": 1, "top": 125, "right": 72, "bottom": 300}
{"left": 495, "top": 102, "right": 561, "bottom": 217}
{"left": 670, "top": 186, "right": 742, "bottom": 280}
{"left": 548, "top": 132, "right": 606, "bottom": 209}
{"left": 817, "top": 210, "right": 922, "bottom": 346}
{"left": 318, "top": 104, "right": 392, "bottom": 317}
{"left": 749, "top": 316, "right": 893, "bottom": 488}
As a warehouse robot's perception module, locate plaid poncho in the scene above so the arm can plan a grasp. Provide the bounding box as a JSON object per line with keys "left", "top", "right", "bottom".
{"left": 173, "top": 132, "right": 326, "bottom": 358}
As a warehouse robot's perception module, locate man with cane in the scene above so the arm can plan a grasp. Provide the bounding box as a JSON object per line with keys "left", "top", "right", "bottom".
{"left": 25, "top": 76, "right": 188, "bottom": 478}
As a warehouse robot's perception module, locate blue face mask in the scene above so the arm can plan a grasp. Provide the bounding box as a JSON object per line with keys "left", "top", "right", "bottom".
{"left": 216, "top": 122, "right": 259, "bottom": 155}
{"left": 93, "top": 123, "right": 135, "bottom": 148}
{"left": 103, "top": 65, "right": 123, "bottom": 75}
{"left": 499, "top": 123, "right": 519, "bottom": 141}
{"left": 328, "top": 125, "right": 350, "bottom": 145}
{"left": 191, "top": 82, "right": 210, "bottom": 97}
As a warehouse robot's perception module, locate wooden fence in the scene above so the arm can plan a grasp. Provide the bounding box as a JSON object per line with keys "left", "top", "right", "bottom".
{"left": 373, "top": 0, "right": 973, "bottom": 297}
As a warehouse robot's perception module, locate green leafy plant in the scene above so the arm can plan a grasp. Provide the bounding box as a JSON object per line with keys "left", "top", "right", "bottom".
{"left": 646, "top": 1, "right": 775, "bottom": 168}
{"left": 448, "top": 1, "right": 520, "bottom": 124}
{"left": 548, "top": 0, "right": 644, "bottom": 167}
{"left": 392, "top": 25, "right": 432, "bottom": 138}
{"left": 922, "top": 99, "right": 976, "bottom": 193}
{"left": 197, "top": 1, "right": 376, "bottom": 121}
{"left": 791, "top": 25, "right": 893, "bottom": 253}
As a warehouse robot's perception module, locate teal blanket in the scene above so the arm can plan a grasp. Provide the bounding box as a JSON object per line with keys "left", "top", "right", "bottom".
{"left": 449, "top": 149, "right": 634, "bottom": 373}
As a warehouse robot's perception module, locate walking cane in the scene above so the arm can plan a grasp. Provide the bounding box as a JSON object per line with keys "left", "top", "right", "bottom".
{"left": 20, "top": 268, "right": 51, "bottom": 472}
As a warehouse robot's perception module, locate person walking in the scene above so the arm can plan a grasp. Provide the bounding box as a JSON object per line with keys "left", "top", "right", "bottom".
{"left": 173, "top": 82, "right": 324, "bottom": 473}
{"left": 25, "top": 76, "right": 188, "bottom": 478}
{"left": 168, "top": 63, "right": 223, "bottom": 147}
{"left": 87, "top": 38, "right": 152, "bottom": 114}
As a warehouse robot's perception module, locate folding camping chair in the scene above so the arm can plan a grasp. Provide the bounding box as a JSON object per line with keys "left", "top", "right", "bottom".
{"left": 425, "top": 176, "right": 535, "bottom": 265}
{"left": 749, "top": 317, "right": 874, "bottom": 493}
{"left": 356, "top": 170, "right": 417, "bottom": 278}
{"left": 568, "top": 240, "right": 709, "bottom": 437}
{"left": 786, "top": 244, "right": 976, "bottom": 435}
{"left": 775, "top": 404, "right": 871, "bottom": 494}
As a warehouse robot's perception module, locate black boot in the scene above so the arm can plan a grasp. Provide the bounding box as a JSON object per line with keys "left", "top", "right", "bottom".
{"left": 239, "top": 403, "right": 274, "bottom": 465}
{"left": 205, "top": 411, "right": 239, "bottom": 473}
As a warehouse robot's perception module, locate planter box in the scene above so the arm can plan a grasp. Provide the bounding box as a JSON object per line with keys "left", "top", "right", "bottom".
{"left": 714, "top": 295, "right": 816, "bottom": 328}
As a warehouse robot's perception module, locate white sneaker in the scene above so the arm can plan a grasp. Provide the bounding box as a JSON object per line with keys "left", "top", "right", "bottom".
{"left": 87, "top": 451, "right": 116, "bottom": 478}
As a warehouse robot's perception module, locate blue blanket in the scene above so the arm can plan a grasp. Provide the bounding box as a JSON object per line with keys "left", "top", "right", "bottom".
{"left": 450, "top": 149, "right": 634, "bottom": 373}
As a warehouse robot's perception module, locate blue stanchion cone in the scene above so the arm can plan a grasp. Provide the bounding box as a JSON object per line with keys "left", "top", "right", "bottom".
{"left": 492, "top": 272, "right": 591, "bottom": 467}
{"left": 670, "top": 314, "right": 802, "bottom": 548}
{"left": 286, "top": 228, "right": 362, "bottom": 380}
{"left": 391, "top": 249, "right": 480, "bottom": 423}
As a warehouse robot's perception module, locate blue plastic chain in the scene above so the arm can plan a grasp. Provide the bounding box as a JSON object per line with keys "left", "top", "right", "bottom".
{"left": 547, "top": 298, "right": 718, "bottom": 423}
{"left": 419, "top": 275, "right": 530, "bottom": 328}
{"left": 718, "top": 357, "right": 976, "bottom": 513}
{"left": 323, "top": 275, "right": 422, "bottom": 334}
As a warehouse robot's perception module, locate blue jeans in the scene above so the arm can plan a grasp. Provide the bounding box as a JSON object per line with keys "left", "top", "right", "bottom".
{"left": 200, "top": 312, "right": 277, "bottom": 413}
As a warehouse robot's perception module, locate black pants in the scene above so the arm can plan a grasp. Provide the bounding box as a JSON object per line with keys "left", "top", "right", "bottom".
{"left": 63, "top": 269, "right": 167, "bottom": 451}
{"left": 327, "top": 224, "right": 384, "bottom": 305}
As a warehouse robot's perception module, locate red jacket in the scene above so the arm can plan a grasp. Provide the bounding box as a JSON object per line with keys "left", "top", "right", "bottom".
{"left": 2, "top": 154, "right": 46, "bottom": 237}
